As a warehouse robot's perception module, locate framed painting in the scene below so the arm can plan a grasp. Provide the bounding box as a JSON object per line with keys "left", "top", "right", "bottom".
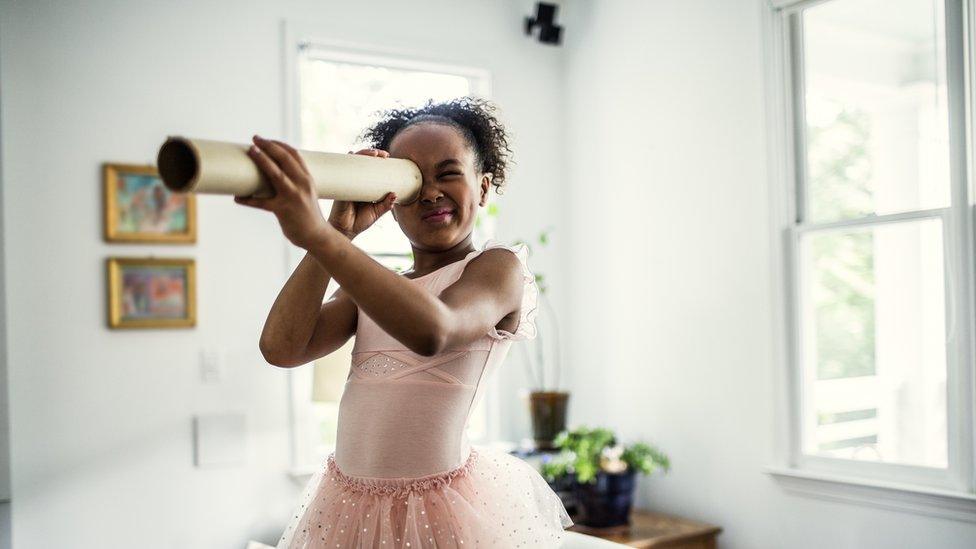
{"left": 107, "top": 257, "right": 196, "bottom": 329}
{"left": 103, "top": 163, "right": 196, "bottom": 243}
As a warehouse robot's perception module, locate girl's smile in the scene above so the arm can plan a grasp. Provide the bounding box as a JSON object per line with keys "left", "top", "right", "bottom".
{"left": 421, "top": 207, "right": 456, "bottom": 224}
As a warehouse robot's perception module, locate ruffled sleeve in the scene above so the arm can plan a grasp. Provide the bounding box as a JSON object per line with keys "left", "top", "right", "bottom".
{"left": 480, "top": 239, "right": 539, "bottom": 341}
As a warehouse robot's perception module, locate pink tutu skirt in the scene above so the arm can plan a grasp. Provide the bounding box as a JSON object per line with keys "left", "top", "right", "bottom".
{"left": 276, "top": 447, "right": 573, "bottom": 548}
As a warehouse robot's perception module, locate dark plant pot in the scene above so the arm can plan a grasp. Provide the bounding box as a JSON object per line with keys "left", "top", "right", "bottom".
{"left": 571, "top": 470, "right": 636, "bottom": 528}
{"left": 528, "top": 391, "right": 569, "bottom": 450}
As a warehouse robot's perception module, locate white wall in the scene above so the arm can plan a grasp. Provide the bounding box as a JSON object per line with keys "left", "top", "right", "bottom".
{"left": 0, "top": 1, "right": 565, "bottom": 547}
{"left": 562, "top": 1, "right": 976, "bottom": 548}
{"left": 4, "top": 0, "right": 973, "bottom": 548}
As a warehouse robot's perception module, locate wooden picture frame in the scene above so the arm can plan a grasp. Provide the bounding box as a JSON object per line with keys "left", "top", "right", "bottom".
{"left": 107, "top": 257, "right": 196, "bottom": 329}
{"left": 103, "top": 163, "right": 197, "bottom": 243}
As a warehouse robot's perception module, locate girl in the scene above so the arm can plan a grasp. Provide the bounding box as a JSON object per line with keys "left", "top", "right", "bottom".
{"left": 235, "top": 97, "right": 573, "bottom": 548}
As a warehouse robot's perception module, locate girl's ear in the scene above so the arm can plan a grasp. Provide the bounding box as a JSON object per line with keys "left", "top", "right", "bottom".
{"left": 479, "top": 173, "right": 493, "bottom": 207}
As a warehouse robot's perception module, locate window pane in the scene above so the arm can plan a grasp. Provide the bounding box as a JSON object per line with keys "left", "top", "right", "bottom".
{"left": 300, "top": 59, "right": 473, "bottom": 152}
{"left": 799, "top": 218, "right": 947, "bottom": 468}
{"left": 298, "top": 57, "right": 473, "bottom": 255}
{"left": 802, "top": 0, "right": 950, "bottom": 222}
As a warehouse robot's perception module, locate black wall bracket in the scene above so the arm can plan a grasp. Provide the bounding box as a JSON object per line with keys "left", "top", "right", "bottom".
{"left": 525, "top": 2, "right": 563, "bottom": 46}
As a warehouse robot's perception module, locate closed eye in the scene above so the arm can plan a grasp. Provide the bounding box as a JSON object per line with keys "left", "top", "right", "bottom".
{"left": 439, "top": 172, "right": 462, "bottom": 178}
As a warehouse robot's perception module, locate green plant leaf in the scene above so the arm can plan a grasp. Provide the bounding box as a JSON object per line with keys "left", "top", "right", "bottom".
{"left": 621, "top": 442, "right": 670, "bottom": 475}
{"left": 548, "top": 426, "right": 669, "bottom": 484}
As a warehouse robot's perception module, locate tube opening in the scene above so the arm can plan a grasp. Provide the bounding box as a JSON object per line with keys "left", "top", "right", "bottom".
{"left": 157, "top": 139, "right": 198, "bottom": 192}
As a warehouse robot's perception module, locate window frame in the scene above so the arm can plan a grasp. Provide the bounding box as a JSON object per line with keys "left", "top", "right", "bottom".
{"left": 279, "top": 23, "right": 499, "bottom": 476}
{"left": 763, "top": 0, "right": 976, "bottom": 519}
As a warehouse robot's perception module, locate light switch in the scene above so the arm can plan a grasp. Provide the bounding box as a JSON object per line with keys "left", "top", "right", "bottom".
{"left": 200, "top": 347, "right": 224, "bottom": 383}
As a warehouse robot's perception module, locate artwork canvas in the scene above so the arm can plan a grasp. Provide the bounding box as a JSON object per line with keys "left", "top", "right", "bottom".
{"left": 107, "top": 257, "right": 196, "bottom": 329}
{"left": 104, "top": 163, "right": 196, "bottom": 243}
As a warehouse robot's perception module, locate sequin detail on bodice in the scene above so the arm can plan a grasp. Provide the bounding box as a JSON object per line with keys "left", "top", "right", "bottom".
{"left": 352, "top": 350, "right": 474, "bottom": 385}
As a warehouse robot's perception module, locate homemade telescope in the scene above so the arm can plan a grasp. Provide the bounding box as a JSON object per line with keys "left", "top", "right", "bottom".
{"left": 156, "top": 137, "right": 423, "bottom": 204}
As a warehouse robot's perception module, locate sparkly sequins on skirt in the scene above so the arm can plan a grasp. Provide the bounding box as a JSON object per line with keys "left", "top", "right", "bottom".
{"left": 276, "top": 447, "right": 573, "bottom": 548}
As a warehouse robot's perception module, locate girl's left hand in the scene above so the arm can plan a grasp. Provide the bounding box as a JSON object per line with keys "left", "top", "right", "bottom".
{"left": 233, "top": 135, "right": 334, "bottom": 250}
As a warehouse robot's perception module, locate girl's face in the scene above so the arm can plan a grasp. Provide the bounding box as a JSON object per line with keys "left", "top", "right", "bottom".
{"left": 389, "top": 123, "right": 491, "bottom": 251}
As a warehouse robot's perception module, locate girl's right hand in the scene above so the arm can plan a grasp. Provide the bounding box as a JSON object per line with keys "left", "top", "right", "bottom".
{"left": 327, "top": 148, "right": 397, "bottom": 240}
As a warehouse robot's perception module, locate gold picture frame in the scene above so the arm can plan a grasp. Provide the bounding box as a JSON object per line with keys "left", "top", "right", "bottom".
{"left": 107, "top": 257, "right": 197, "bottom": 329}
{"left": 103, "top": 163, "right": 197, "bottom": 243}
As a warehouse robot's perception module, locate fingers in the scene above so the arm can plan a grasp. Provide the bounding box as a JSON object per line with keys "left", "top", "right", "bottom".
{"left": 370, "top": 191, "right": 397, "bottom": 213}
{"left": 351, "top": 148, "right": 389, "bottom": 158}
{"left": 247, "top": 143, "right": 291, "bottom": 196}
{"left": 270, "top": 138, "right": 310, "bottom": 172}
{"left": 251, "top": 135, "right": 308, "bottom": 192}
{"left": 233, "top": 195, "right": 273, "bottom": 211}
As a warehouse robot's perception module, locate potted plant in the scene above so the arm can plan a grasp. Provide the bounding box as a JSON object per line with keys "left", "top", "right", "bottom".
{"left": 512, "top": 227, "right": 571, "bottom": 450}
{"left": 540, "top": 426, "right": 670, "bottom": 528}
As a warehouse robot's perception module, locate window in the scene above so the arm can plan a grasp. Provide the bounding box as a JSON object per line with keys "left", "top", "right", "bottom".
{"left": 766, "top": 0, "right": 976, "bottom": 511}
{"left": 297, "top": 51, "right": 490, "bottom": 267}
{"left": 282, "top": 40, "right": 496, "bottom": 472}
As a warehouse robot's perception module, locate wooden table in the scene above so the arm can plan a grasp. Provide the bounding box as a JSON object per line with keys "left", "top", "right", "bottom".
{"left": 568, "top": 509, "right": 722, "bottom": 548}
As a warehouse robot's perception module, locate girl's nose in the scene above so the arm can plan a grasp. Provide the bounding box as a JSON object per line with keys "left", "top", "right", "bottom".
{"left": 418, "top": 180, "right": 444, "bottom": 203}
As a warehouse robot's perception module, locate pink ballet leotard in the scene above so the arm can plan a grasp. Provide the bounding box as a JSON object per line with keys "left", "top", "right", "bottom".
{"left": 276, "top": 239, "right": 573, "bottom": 549}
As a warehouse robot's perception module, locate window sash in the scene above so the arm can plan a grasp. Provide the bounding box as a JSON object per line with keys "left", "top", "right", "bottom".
{"left": 776, "top": 0, "right": 976, "bottom": 494}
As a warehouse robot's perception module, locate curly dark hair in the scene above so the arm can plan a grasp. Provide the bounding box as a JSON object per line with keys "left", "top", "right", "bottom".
{"left": 358, "top": 96, "right": 514, "bottom": 194}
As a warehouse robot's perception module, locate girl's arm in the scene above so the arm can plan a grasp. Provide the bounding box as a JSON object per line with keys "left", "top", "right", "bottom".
{"left": 238, "top": 135, "right": 520, "bottom": 358}
{"left": 258, "top": 249, "right": 357, "bottom": 368}
{"left": 307, "top": 229, "right": 523, "bottom": 356}
{"left": 239, "top": 142, "right": 396, "bottom": 367}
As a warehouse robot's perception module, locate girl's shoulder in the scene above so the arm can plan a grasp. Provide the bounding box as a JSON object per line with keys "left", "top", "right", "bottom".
{"left": 463, "top": 240, "right": 533, "bottom": 280}
{"left": 441, "top": 239, "right": 534, "bottom": 283}
{"left": 461, "top": 239, "right": 540, "bottom": 341}
{"left": 401, "top": 239, "right": 530, "bottom": 282}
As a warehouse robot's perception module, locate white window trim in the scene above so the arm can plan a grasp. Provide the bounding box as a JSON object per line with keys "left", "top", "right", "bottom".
{"left": 762, "top": 0, "right": 976, "bottom": 521}
{"left": 278, "top": 20, "right": 498, "bottom": 479}
{"left": 281, "top": 20, "right": 492, "bottom": 147}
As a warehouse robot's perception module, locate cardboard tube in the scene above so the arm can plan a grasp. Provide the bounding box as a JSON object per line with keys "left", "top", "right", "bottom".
{"left": 156, "top": 136, "right": 423, "bottom": 204}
